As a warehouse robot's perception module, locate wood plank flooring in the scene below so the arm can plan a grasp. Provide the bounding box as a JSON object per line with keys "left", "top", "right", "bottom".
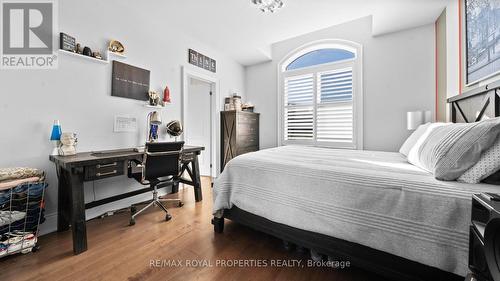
{"left": 0, "top": 177, "right": 384, "bottom": 281}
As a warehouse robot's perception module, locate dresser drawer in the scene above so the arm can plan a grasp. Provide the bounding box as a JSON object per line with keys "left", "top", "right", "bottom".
{"left": 182, "top": 151, "right": 196, "bottom": 163}
{"left": 238, "top": 123, "right": 259, "bottom": 136}
{"left": 237, "top": 146, "right": 258, "bottom": 156}
{"left": 237, "top": 134, "right": 259, "bottom": 148}
{"left": 238, "top": 114, "right": 259, "bottom": 124}
{"left": 84, "top": 161, "right": 124, "bottom": 181}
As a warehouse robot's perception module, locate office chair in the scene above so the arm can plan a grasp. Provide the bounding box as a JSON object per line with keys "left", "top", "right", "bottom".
{"left": 127, "top": 141, "right": 185, "bottom": 226}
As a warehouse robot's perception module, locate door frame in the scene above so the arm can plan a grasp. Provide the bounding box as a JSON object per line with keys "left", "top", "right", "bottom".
{"left": 182, "top": 66, "right": 219, "bottom": 177}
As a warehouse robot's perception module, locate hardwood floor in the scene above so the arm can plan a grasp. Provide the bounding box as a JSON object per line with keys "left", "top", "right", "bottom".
{"left": 0, "top": 177, "right": 384, "bottom": 281}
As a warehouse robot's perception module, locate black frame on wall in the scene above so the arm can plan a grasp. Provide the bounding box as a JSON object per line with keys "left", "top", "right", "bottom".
{"left": 464, "top": 0, "right": 500, "bottom": 85}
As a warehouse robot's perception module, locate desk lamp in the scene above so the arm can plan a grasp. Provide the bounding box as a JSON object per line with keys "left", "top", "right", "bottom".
{"left": 147, "top": 111, "right": 162, "bottom": 142}
{"left": 50, "top": 120, "right": 62, "bottom": 155}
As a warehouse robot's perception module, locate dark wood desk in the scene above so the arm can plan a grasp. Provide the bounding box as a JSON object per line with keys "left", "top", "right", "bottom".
{"left": 49, "top": 145, "right": 204, "bottom": 255}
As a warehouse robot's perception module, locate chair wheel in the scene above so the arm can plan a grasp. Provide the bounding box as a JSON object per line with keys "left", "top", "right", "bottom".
{"left": 165, "top": 214, "right": 172, "bottom": 221}
{"left": 178, "top": 202, "right": 184, "bottom": 207}
{"left": 129, "top": 218, "right": 135, "bottom": 226}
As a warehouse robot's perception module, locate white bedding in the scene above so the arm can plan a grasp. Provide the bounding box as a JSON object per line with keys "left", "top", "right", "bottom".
{"left": 213, "top": 145, "right": 500, "bottom": 276}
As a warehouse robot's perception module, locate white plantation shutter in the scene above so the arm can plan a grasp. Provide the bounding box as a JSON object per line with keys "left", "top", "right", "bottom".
{"left": 281, "top": 46, "right": 361, "bottom": 148}
{"left": 316, "top": 68, "right": 353, "bottom": 143}
{"left": 284, "top": 75, "right": 314, "bottom": 140}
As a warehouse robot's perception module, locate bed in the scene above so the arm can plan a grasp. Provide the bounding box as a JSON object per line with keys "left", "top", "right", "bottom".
{"left": 212, "top": 81, "right": 500, "bottom": 281}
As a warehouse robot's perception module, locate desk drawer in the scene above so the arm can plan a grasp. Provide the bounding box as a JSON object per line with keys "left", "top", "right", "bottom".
{"left": 84, "top": 161, "right": 124, "bottom": 181}
{"left": 182, "top": 152, "right": 197, "bottom": 163}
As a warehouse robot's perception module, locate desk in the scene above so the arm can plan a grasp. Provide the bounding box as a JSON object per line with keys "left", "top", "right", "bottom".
{"left": 49, "top": 145, "right": 204, "bottom": 255}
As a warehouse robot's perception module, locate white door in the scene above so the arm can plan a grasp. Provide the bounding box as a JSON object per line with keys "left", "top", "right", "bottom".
{"left": 186, "top": 77, "right": 212, "bottom": 176}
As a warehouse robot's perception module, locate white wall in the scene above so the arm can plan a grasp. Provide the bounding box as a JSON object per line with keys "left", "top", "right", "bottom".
{"left": 245, "top": 16, "right": 435, "bottom": 152}
{"left": 0, "top": 0, "right": 245, "bottom": 235}
{"left": 445, "top": 0, "right": 460, "bottom": 98}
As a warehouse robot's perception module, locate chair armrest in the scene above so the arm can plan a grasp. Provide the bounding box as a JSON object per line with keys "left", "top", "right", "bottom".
{"left": 129, "top": 158, "right": 142, "bottom": 166}
{"left": 127, "top": 159, "right": 143, "bottom": 178}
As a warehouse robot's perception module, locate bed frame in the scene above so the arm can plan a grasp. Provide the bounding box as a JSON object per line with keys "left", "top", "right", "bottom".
{"left": 212, "top": 81, "right": 500, "bottom": 281}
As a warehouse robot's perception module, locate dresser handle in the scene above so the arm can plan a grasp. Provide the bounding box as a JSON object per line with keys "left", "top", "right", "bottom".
{"left": 96, "top": 170, "right": 117, "bottom": 177}
{"left": 97, "top": 162, "right": 117, "bottom": 169}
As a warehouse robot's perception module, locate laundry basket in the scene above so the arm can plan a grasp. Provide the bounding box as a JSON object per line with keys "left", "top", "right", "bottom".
{"left": 0, "top": 179, "right": 48, "bottom": 258}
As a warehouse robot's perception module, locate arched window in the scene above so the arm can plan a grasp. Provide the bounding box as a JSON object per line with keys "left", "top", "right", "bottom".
{"left": 286, "top": 48, "right": 355, "bottom": 71}
{"left": 279, "top": 40, "right": 363, "bottom": 149}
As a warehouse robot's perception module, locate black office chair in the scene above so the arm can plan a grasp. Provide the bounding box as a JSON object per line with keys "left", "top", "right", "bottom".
{"left": 127, "top": 141, "right": 185, "bottom": 226}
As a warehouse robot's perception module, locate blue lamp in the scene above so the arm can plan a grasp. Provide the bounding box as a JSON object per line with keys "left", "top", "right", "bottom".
{"left": 50, "top": 120, "right": 62, "bottom": 155}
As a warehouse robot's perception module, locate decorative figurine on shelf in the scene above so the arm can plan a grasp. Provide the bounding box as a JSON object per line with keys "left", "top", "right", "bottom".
{"left": 163, "top": 86, "right": 171, "bottom": 104}
{"left": 148, "top": 90, "right": 161, "bottom": 106}
{"left": 92, "top": 52, "right": 102, "bottom": 60}
{"left": 82, "top": 46, "right": 92, "bottom": 57}
{"left": 75, "top": 43, "right": 82, "bottom": 54}
{"left": 108, "top": 40, "right": 125, "bottom": 54}
{"left": 58, "top": 132, "right": 78, "bottom": 156}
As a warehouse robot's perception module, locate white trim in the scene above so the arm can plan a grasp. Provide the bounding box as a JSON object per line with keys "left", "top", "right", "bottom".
{"left": 277, "top": 39, "right": 364, "bottom": 149}
{"left": 182, "top": 66, "right": 219, "bottom": 177}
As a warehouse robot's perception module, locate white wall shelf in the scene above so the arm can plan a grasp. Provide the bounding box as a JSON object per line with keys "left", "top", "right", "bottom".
{"left": 107, "top": 50, "right": 127, "bottom": 59}
{"left": 59, "top": 49, "right": 109, "bottom": 64}
{"left": 143, "top": 103, "right": 170, "bottom": 109}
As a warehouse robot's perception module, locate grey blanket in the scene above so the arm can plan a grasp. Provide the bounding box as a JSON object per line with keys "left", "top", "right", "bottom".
{"left": 213, "top": 146, "right": 500, "bottom": 276}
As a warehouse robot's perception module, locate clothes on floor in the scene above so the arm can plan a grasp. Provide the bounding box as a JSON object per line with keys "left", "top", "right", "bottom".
{"left": 0, "top": 177, "right": 41, "bottom": 191}
{"left": 0, "top": 182, "right": 48, "bottom": 236}
{"left": 0, "top": 231, "right": 37, "bottom": 257}
{"left": 0, "top": 168, "right": 44, "bottom": 183}
{"left": 0, "top": 211, "right": 26, "bottom": 227}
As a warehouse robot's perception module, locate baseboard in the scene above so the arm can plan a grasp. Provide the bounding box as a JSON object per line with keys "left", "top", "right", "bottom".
{"left": 38, "top": 184, "right": 187, "bottom": 236}
{"left": 38, "top": 212, "right": 58, "bottom": 236}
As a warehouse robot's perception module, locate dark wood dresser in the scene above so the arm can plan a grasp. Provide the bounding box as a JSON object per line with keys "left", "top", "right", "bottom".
{"left": 220, "top": 111, "right": 259, "bottom": 171}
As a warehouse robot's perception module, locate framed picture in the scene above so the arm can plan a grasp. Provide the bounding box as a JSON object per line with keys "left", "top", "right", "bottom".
{"left": 197, "top": 53, "right": 205, "bottom": 68}
{"left": 188, "top": 49, "right": 199, "bottom": 66}
{"left": 465, "top": 0, "right": 500, "bottom": 85}
{"left": 203, "top": 56, "right": 211, "bottom": 70}
{"left": 111, "top": 61, "right": 150, "bottom": 101}
{"left": 210, "top": 59, "right": 216, "bottom": 72}
{"left": 188, "top": 49, "right": 217, "bottom": 73}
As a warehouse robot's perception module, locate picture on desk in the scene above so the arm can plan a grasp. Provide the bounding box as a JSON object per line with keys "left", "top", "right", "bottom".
{"left": 111, "top": 61, "right": 150, "bottom": 101}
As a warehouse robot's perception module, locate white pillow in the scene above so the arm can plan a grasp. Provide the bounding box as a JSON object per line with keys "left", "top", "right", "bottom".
{"left": 407, "top": 123, "right": 448, "bottom": 173}
{"left": 458, "top": 136, "right": 500, "bottom": 183}
{"left": 399, "top": 123, "right": 431, "bottom": 157}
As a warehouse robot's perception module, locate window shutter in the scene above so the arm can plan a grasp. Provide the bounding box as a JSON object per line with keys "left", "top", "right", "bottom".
{"left": 316, "top": 68, "right": 353, "bottom": 144}
{"left": 284, "top": 75, "right": 314, "bottom": 140}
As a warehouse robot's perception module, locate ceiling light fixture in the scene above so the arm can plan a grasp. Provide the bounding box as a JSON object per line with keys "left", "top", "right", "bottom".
{"left": 252, "top": 0, "right": 284, "bottom": 13}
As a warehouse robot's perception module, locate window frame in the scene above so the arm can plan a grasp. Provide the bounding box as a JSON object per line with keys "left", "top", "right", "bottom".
{"left": 277, "top": 39, "right": 363, "bottom": 149}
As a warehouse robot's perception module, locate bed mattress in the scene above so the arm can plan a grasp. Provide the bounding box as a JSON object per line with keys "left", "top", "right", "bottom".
{"left": 213, "top": 145, "right": 500, "bottom": 276}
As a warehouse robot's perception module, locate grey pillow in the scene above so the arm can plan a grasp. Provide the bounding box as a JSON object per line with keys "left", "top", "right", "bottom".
{"left": 458, "top": 136, "right": 500, "bottom": 183}
{"left": 399, "top": 123, "right": 431, "bottom": 157}
{"left": 408, "top": 117, "right": 500, "bottom": 181}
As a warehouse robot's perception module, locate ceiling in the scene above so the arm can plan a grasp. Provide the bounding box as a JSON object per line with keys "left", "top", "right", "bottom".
{"left": 126, "top": 0, "right": 449, "bottom": 66}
